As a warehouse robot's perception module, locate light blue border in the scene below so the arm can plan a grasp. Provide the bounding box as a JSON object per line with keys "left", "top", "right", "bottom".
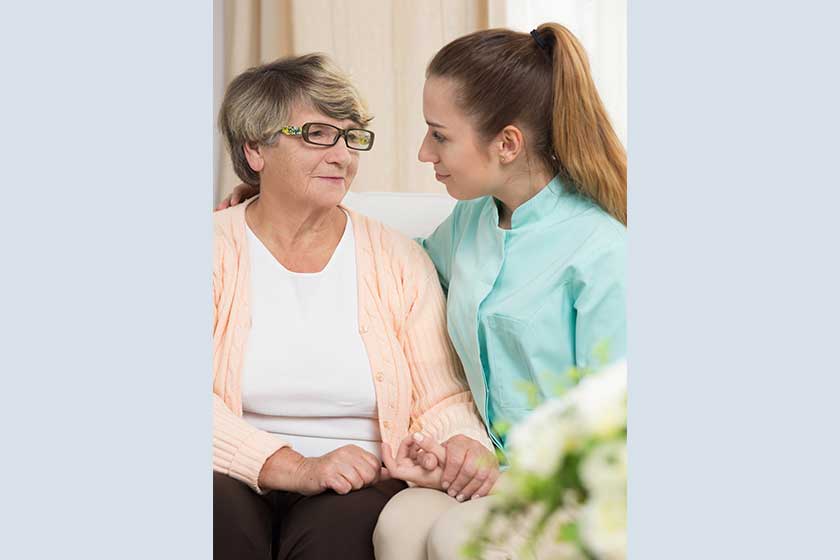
{"left": 3, "top": 1, "right": 840, "bottom": 558}
{"left": 0, "top": 2, "right": 211, "bottom": 558}
{"left": 630, "top": 1, "right": 840, "bottom": 558}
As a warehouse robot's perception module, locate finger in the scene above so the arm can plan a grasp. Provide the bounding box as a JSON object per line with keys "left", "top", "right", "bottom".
{"left": 353, "top": 463, "right": 377, "bottom": 486}
{"left": 339, "top": 464, "right": 365, "bottom": 491}
{"left": 412, "top": 433, "right": 447, "bottom": 464}
{"left": 395, "top": 434, "right": 415, "bottom": 461}
{"left": 327, "top": 476, "right": 352, "bottom": 495}
{"left": 344, "top": 445, "right": 382, "bottom": 474}
{"left": 441, "top": 444, "right": 466, "bottom": 491}
{"left": 406, "top": 442, "right": 429, "bottom": 468}
{"left": 473, "top": 469, "right": 500, "bottom": 500}
{"left": 379, "top": 467, "right": 392, "bottom": 481}
{"left": 422, "top": 452, "right": 439, "bottom": 471}
{"left": 360, "top": 449, "right": 383, "bottom": 473}
{"left": 351, "top": 456, "right": 379, "bottom": 485}
{"left": 448, "top": 450, "right": 478, "bottom": 499}
{"left": 380, "top": 443, "right": 397, "bottom": 472}
{"left": 458, "top": 467, "right": 488, "bottom": 501}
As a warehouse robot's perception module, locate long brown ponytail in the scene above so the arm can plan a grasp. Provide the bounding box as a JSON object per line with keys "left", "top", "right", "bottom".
{"left": 427, "top": 23, "right": 627, "bottom": 225}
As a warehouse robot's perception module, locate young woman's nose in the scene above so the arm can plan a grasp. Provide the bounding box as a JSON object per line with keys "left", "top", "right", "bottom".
{"left": 418, "top": 136, "right": 437, "bottom": 163}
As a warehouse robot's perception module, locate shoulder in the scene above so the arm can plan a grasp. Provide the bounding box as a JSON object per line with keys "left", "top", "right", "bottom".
{"left": 347, "top": 209, "right": 437, "bottom": 280}
{"left": 213, "top": 201, "right": 249, "bottom": 264}
{"left": 576, "top": 207, "right": 625, "bottom": 253}
{"left": 452, "top": 196, "right": 491, "bottom": 225}
{"left": 213, "top": 203, "right": 241, "bottom": 240}
{"left": 561, "top": 202, "right": 626, "bottom": 281}
{"left": 426, "top": 196, "right": 492, "bottom": 249}
{"left": 549, "top": 189, "right": 623, "bottom": 249}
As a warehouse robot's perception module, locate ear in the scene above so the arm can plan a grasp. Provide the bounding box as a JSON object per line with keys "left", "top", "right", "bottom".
{"left": 243, "top": 142, "right": 265, "bottom": 173}
{"left": 495, "top": 125, "right": 525, "bottom": 165}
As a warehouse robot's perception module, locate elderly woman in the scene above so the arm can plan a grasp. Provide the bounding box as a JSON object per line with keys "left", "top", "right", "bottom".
{"left": 212, "top": 53, "right": 493, "bottom": 560}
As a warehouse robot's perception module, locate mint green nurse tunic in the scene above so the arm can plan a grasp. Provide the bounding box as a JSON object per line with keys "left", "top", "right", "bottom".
{"left": 420, "top": 176, "right": 626, "bottom": 455}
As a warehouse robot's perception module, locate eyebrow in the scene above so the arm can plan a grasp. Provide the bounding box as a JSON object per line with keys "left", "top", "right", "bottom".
{"left": 425, "top": 120, "right": 447, "bottom": 129}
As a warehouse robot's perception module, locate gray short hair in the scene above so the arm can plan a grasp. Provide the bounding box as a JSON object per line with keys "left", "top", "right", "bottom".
{"left": 219, "top": 53, "right": 372, "bottom": 186}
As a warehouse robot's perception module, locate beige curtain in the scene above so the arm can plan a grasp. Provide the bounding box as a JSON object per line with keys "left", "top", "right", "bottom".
{"left": 213, "top": 1, "right": 626, "bottom": 203}
{"left": 214, "top": 0, "right": 490, "bottom": 204}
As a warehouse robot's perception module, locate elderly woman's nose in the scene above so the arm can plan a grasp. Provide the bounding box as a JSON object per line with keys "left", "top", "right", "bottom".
{"left": 324, "top": 141, "right": 353, "bottom": 166}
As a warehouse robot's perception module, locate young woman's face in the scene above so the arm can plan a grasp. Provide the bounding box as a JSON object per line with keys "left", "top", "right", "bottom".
{"left": 418, "top": 76, "right": 500, "bottom": 200}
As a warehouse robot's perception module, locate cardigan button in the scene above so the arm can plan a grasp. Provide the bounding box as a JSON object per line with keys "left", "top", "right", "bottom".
{"left": 382, "top": 420, "right": 391, "bottom": 429}
{"left": 375, "top": 372, "right": 384, "bottom": 382}
{"left": 360, "top": 325, "right": 369, "bottom": 334}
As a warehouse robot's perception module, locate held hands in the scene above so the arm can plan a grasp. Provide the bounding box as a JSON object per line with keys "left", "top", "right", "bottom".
{"left": 215, "top": 183, "right": 260, "bottom": 211}
{"left": 381, "top": 433, "right": 447, "bottom": 489}
{"left": 260, "top": 445, "right": 388, "bottom": 496}
{"left": 382, "top": 433, "right": 500, "bottom": 501}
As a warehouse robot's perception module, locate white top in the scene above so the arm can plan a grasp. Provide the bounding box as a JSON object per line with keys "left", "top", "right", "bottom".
{"left": 241, "top": 212, "right": 381, "bottom": 459}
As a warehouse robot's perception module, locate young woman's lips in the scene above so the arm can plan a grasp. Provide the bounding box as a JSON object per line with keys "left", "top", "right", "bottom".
{"left": 435, "top": 172, "right": 450, "bottom": 181}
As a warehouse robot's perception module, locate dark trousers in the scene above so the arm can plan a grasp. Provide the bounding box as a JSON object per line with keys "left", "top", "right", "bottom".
{"left": 214, "top": 472, "right": 406, "bottom": 560}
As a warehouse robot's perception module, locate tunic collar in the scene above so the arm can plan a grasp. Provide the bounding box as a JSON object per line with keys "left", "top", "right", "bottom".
{"left": 487, "top": 174, "right": 589, "bottom": 230}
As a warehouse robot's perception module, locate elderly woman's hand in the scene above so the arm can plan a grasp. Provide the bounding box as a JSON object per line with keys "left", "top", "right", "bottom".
{"left": 260, "top": 445, "right": 385, "bottom": 496}
{"left": 381, "top": 433, "right": 447, "bottom": 489}
{"left": 215, "top": 183, "right": 260, "bottom": 211}
{"left": 299, "top": 445, "right": 386, "bottom": 495}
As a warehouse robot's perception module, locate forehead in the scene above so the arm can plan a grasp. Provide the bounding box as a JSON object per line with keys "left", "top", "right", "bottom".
{"left": 289, "top": 102, "right": 358, "bottom": 129}
{"left": 422, "top": 77, "right": 462, "bottom": 119}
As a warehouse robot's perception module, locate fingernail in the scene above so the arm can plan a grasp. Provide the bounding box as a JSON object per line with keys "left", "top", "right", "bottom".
{"left": 442, "top": 481, "right": 449, "bottom": 489}
{"left": 456, "top": 494, "right": 464, "bottom": 502}
{"left": 472, "top": 494, "right": 481, "bottom": 500}
{"left": 413, "top": 432, "right": 423, "bottom": 443}
{"left": 447, "top": 489, "right": 455, "bottom": 497}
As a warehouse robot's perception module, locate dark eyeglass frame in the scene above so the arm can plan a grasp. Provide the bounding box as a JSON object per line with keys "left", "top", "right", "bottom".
{"left": 278, "top": 122, "right": 375, "bottom": 151}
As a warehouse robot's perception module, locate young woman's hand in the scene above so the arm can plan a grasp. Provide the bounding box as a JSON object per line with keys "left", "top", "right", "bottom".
{"left": 438, "top": 434, "right": 499, "bottom": 501}
{"left": 394, "top": 433, "right": 499, "bottom": 500}
{"left": 215, "top": 183, "right": 260, "bottom": 211}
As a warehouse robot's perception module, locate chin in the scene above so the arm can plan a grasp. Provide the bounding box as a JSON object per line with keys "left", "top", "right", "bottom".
{"left": 319, "top": 185, "right": 350, "bottom": 207}
{"left": 444, "top": 182, "right": 480, "bottom": 201}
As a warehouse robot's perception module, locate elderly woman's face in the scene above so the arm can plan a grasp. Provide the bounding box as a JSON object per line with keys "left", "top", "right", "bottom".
{"left": 252, "top": 104, "right": 361, "bottom": 207}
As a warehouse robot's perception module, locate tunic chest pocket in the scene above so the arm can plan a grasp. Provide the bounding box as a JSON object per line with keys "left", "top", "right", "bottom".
{"left": 484, "top": 284, "right": 576, "bottom": 410}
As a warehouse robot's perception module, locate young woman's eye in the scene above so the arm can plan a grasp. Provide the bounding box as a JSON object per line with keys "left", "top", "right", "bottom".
{"left": 432, "top": 131, "right": 446, "bottom": 143}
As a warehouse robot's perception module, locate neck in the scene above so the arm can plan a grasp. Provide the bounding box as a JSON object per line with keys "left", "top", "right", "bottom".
{"left": 494, "top": 167, "right": 554, "bottom": 229}
{"left": 245, "top": 186, "right": 344, "bottom": 254}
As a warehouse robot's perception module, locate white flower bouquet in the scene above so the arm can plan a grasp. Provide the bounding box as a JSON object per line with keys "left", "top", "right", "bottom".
{"left": 464, "top": 361, "right": 627, "bottom": 560}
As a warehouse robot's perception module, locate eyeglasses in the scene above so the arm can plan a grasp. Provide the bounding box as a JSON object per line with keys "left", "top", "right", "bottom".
{"left": 278, "top": 122, "right": 375, "bottom": 151}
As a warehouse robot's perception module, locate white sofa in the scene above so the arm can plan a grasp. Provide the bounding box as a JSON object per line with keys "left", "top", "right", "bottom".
{"left": 342, "top": 191, "right": 457, "bottom": 239}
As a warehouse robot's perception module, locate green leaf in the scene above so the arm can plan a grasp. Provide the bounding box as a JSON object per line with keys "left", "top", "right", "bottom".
{"left": 558, "top": 521, "right": 579, "bottom": 542}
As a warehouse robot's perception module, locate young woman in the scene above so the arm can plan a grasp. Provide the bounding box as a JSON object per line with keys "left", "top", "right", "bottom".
{"left": 221, "top": 22, "right": 626, "bottom": 559}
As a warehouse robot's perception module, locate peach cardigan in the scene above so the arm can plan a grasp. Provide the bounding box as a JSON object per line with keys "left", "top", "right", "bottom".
{"left": 212, "top": 200, "right": 491, "bottom": 492}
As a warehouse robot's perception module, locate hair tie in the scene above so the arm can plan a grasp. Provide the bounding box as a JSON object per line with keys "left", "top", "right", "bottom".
{"left": 530, "top": 29, "right": 549, "bottom": 52}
